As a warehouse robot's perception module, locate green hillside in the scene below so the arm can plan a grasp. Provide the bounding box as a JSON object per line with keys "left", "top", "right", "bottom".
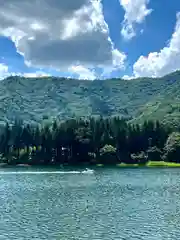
{"left": 1, "top": 71, "right": 180, "bottom": 125}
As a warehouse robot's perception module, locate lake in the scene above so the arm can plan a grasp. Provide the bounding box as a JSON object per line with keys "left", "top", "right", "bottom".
{"left": 0, "top": 167, "right": 180, "bottom": 239}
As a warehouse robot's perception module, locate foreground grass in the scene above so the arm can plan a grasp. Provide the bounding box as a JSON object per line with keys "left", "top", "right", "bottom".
{"left": 146, "top": 161, "right": 180, "bottom": 167}
{"left": 96, "top": 161, "right": 180, "bottom": 168}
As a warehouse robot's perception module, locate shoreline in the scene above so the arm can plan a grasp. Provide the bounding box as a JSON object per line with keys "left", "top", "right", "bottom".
{"left": 1, "top": 161, "right": 180, "bottom": 169}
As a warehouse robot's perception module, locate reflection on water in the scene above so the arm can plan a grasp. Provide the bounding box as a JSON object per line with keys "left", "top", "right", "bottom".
{"left": 0, "top": 168, "right": 180, "bottom": 239}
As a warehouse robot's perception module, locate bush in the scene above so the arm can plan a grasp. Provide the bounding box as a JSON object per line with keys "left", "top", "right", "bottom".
{"left": 131, "top": 151, "right": 147, "bottom": 164}
{"left": 100, "top": 144, "right": 116, "bottom": 154}
{"left": 99, "top": 145, "right": 117, "bottom": 164}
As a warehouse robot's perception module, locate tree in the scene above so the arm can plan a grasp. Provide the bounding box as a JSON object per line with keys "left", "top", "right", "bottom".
{"left": 2, "top": 123, "right": 11, "bottom": 157}
{"left": 147, "top": 146, "right": 162, "bottom": 161}
{"left": 0, "top": 116, "right": 173, "bottom": 166}
{"left": 163, "top": 132, "right": 180, "bottom": 162}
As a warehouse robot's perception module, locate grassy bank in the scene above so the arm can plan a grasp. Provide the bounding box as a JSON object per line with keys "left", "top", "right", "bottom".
{"left": 96, "top": 161, "right": 180, "bottom": 168}
{"left": 1, "top": 161, "right": 180, "bottom": 169}
{"left": 146, "top": 161, "right": 180, "bottom": 167}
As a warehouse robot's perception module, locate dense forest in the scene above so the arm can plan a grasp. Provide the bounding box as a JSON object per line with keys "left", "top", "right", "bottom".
{"left": 0, "top": 116, "right": 179, "bottom": 166}
{"left": 1, "top": 71, "right": 180, "bottom": 126}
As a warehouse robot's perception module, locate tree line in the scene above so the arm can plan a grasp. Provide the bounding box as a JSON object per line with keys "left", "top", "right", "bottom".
{"left": 0, "top": 117, "right": 179, "bottom": 166}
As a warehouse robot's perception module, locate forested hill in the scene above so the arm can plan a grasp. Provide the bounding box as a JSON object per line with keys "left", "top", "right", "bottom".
{"left": 1, "top": 70, "right": 180, "bottom": 126}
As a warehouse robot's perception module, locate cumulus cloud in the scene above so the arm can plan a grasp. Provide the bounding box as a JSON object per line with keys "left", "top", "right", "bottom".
{"left": 0, "top": 62, "right": 51, "bottom": 80}
{"left": 133, "top": 12, "right": 180, "bottom": 77}
{"left": 0, "top": 63, "right": 9, "bottom": 79}
{"left": 122, "top": 74, "right": 134, "bottom": 80}
{"left": 23, "top": 71, "right": 50, "bottom": 78}
{"left": 0, "top": 0, "right": 126, "bottom": 74}
{"left": 120, "top": 0, "right": 152, "bottom": 40}
{"left": 69, "top": 65, "right": 96, "bottom": 80}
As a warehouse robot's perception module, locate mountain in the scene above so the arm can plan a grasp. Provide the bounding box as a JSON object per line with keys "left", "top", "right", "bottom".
{"left": 1, "top": 71, "right": 180, "bottom": 126}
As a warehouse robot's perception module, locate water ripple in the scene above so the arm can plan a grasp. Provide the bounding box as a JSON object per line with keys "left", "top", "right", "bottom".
{"left": 0, "top": 168, "right": 180, "bottom": 239}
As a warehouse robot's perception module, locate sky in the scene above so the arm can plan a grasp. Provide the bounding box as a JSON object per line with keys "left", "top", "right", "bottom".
{"left": 0, "top": 0, "right": 180, "bottom": 80}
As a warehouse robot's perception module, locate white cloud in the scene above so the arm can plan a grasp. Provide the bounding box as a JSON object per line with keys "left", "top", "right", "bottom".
{"left": 122, "top": 74, "right": 134, "bottom": 80}
{"left": 0, "top": 63, "right": 9, "bottom": 79}
{"left": 0, "top": 0, "right": 126, "bottom": 74}
{"left": 23, "top": 71, "right": 50, "bottom": 78}
{"left": 0, "top": 63, "right": 50, "bottom": 80}
{"left": 120, "top": 0, "right": 152, "bottom": 40}
{"left": 100, "top": 49, "right": 127, "bottom": 78}
{"left": 69, "top": 65, "right": 96, "bottom": 80}
{"left": 133, "top": 12, "right": 180, "bottom": 77}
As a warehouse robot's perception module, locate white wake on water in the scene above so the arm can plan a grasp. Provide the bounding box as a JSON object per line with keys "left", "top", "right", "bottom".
{"left": 0, "top": 168, "right": 94, "bottom": 175}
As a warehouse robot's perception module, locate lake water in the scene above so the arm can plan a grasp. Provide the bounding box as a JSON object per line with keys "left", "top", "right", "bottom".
{"left": 0, "top": 167, "right": 180, "bottom": 239}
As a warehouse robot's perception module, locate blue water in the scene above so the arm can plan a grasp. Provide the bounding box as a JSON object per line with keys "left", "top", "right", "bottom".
{"left": 0, "top": 167, "right": 180, "bottom": 239}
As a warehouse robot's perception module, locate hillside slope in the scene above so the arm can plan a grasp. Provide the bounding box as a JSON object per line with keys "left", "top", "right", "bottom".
{"left": 1, "top": 71, "right": 180, "bottom": 125}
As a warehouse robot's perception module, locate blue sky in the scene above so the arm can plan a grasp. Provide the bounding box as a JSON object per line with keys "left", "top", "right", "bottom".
{"left": 0, "top": 0, "right": 180, "bottom": 80}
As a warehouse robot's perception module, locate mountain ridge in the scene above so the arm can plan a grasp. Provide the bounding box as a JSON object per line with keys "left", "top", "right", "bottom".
{"left": 1, "top": 70, "right": 180, "bottom": 126}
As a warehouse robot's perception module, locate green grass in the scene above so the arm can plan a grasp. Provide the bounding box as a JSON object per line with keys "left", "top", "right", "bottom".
{"left": 116, "top": 161, "right": 180, "bottom": 168}
{"left": 96, "top": 164, "right": 104, "bottom": 167}
{"left": 147, "top": 161, "right": 180, "bottom": 167}
{"left": 116, "top": 163, "right": 139, "bottom": 167}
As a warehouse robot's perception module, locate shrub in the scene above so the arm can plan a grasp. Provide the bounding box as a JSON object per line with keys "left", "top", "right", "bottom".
{"left": 131, "top": 151, "right": 147, "bottom": 164}
{"left": 99, "top": 145, "right": 117, "bottom": 164}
